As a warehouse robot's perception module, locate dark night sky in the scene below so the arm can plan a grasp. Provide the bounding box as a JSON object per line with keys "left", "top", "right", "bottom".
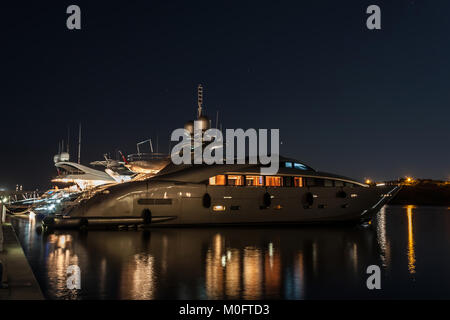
{"left": 2, "top": 0, "right": 449, "bottom": 190}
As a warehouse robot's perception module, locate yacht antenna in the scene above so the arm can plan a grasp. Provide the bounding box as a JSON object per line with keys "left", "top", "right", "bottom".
{"left": 78, "top": 123, "right": 82, "bottom": 164}
{"left": 215, "top": 110, "right": 219, "bottom": 129}
{"left": 67, "top": 126, "right": 70, "bottom": 154}
{"left": 197, "top": 84, "right": 203, "bottom": 119}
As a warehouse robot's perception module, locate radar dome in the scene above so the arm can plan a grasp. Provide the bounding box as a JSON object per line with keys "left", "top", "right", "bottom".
{"left": 197, "top": 115, "right": 211, "bottom": 131}
{"left": 59, "top": 152, "right": 70, "bottom": 162}
{"left": 184, "top": 120, "right": 194, "bottom": 135}
{"left": 53, "top": 154, "right": 60, "bottom": 163}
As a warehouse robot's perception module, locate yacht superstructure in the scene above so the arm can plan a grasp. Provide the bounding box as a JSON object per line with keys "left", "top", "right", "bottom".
{"left": 53, "top": 159, "right": 116, "bottom": 190}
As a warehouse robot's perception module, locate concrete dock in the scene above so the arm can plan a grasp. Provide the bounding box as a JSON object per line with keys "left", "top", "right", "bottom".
{"left": 0, "top": 220, "right": 44, "bottom": 300}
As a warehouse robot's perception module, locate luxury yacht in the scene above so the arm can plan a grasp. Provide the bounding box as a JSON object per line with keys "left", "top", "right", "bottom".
{"left": 42, "top": 157, "right": 400, "bottom": 229}
{"left": 42, "top": 85, "right": 400, "bottom": 229}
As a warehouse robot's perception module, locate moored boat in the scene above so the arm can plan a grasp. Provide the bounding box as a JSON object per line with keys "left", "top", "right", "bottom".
{"left": 42, "top": 157, "right": 400, "bottom": 229}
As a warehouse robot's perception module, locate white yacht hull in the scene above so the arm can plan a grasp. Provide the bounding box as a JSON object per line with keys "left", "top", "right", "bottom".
{"left": 42, "top": 180, "right": 400, "bottom": 229}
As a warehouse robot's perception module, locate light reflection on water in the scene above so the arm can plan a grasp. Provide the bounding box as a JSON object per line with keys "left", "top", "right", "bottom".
{"left": 12, "top": 205, "right": 450, "bottom": 299}
{"left": 119, "top": 253, "right": 155, "bottom": 299}
{"left": 406, "top": 205, "right": 416, "bottom": 275}
{"left": 46, "top": 234, "right": 80, "bottom": 299}
{"left": 376, "top": 206, "right": 390, "bottom": 268}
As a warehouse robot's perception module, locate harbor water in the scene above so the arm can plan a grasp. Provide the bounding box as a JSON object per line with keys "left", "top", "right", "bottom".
{"left": 10, "top": 205, "right": 450, "bottom": 299}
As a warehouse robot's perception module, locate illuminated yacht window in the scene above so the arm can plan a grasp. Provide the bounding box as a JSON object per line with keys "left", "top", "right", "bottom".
{"left": 209, "top": 175, "right": 226, "bottom": 186}
{"left": 294, "top": 177, "right": 303, "bottom": 187}
{"left": 293, "top": 163, "right": 308, "bottom": 170}
{"left": 246, "top": 175, "right": 264, "bottom": 186}
{"left": 324, "top": 179, "right": 333, "bottom": 187}
{"left": 285, "top": 162, "right": 293, "bottom": 168}
{"left": 227, "top": 175, "right": 244, "bottom": 186}
{"left": 334, "top": 180, "right": 344, "bottom": 187}
{"left": 265, "top": 176, "right": 283, "bottom": 187}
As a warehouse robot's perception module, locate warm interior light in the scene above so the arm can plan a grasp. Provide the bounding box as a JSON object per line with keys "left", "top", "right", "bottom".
{"left": 265, "top": 176, "right": 283, "bottom": 187}
{"left": 365, "top": 179, "right": 371, "bottom": 184}
{"left": 213, "top": 205, "right": 226, "bottom": 211}
{"left": 209, "top": 175, "right": 226, "bottom": 186}
{"left": 245, "top": 175, "right": 264, "bottom": 186}
{"left": 227, "top": 175, "right": 244, "bottom": 186}
{"left": 293, "top": 177, "right": 303, "bottom": 187}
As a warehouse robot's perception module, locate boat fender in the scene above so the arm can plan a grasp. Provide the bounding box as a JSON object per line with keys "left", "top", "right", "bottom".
{"left": 202, "top": 193, "right": 211, "bottom": 208}
{"left": 304, "top": 192, "right": 314, "bottom": 206}
{"left": 337, "top": 190, "right": 347, "bottom": 198}
{"left": 263, "top": 192, "right": 272, "bottom": 208}
{"left": 142, "top": 209, "right": 152, "bottom": 224}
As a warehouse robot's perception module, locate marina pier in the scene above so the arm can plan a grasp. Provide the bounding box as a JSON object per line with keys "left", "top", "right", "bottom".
{"left": 0, "top": 217, "right": 43, "bottom": 300}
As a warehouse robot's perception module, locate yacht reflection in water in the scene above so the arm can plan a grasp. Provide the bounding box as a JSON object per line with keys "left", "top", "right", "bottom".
{"left": 204, "top": 227, "right": 380, "bottom": 299}
{"left": 15, "top": 205, "right": 450, "bottom": 299}
{"left": 18, "top": 221, "right": 381, "bottom": 299}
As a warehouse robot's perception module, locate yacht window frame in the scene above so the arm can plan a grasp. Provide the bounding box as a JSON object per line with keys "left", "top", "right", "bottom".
{"left": 245, "top": 175, "right": 265, "bottom": 187}
{"left": 265, "top": 176, "right": 283, "bottom": 187}
{"left": 227, "top": 174, "right": 244, "bottom": 186}
{"left": 294, "top": 176, "right": 303, "bottom": 187}
{"left": 209, "top": 174, "right": 227, "bottom": 186}
{"left": 285, "top": 162, "right": 293, "bottom": 168}
{"left": 334, "top": 180, "right": 344, "bottom": 187}
{"left": 284, "top": 176, "right": 293, "bottom": 187}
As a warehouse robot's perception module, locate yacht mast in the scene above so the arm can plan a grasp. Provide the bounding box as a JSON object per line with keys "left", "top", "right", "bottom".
{"left": 67, "top": 126, "right": 70, "bottom": 154}
{"left": 197, "top": 84, "right": 203, "bottom": 118}
{"left": 78, "top": 123, "right": 82, "bottom": 164}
